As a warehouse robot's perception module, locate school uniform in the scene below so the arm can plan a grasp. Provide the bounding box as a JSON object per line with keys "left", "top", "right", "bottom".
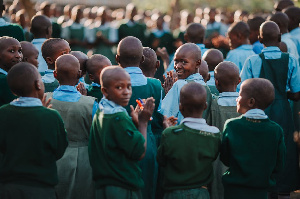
{"left": 207, "top": 92, "right": 240, "bottom": 199}
{"left": 31, "top": 38, "right": 48, "bottom": 73}
{"left": 0, "top": 97, "right": 68, "bottom": 199}
{"left": 118, "top": 20, "right": 146, "bottom": 45}
{"left": 164, "top": 44, "right": 208, "bottom": 75}
{"left": 290, "top": 27, "right": 300, "bottom": 63}
{"left": 0, "top": 68, "right": 17, "bottom": 107}
{"left": 46, "top": 85, "right": 98, "bottom": 199}
{"left": 88, "top": 98, "right": 145, "bottom": 199}
{"left": 220, "top": 109, "right": 286, "bottom": 199}
{"left": 157, "top": 118, "right": 221, "bottom": 199}
{"left": 0, "top": 18, "right": 25, "bottom": 41}
{"left": 252, "top": 40, "right": 264, "bottom": 54}
{"left": 240, "top": 46, "right": 300, "bottom": 193}
{"left": 42, "top": 69, "right": 59, "bottom": 92}
{"left": 87, "top": 83, "right": 103, "bottom": 103}
{"left": 207, "top": 71, "right": 219, "bottom": 96}
{"left": 225, "top": 44, "right": 255, "bottom": 72}
{"left": 161, "top": 73, "right": 212, "bottom": 124}
{"left": 282, "top": 33, "right": 299, "bottom": 62}
{"left": 124, "top": 67, "right": 163, "bottom": 199}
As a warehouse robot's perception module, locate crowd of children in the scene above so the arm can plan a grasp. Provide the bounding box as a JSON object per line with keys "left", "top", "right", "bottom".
{"left": 1, "top": 0, "right": 300, "bottom": 199}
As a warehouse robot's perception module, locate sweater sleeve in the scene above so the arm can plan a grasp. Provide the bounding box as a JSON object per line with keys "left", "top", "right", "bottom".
{"left": 273, "top": 128, "right": 286, "bottom": 174}
{"left": 157, "top": 130, "right": 167, "bottom": 167}
{"left": 55, "top": 112, "right": 68, "bottom": 160}
{"left": 220, "top": 121, "right": 231, "bottom": 167}
{"left": 113, "top": 113, "right": 145, "bottom": 160}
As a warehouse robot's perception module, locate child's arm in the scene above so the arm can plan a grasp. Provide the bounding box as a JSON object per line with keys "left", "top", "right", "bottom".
{"left": 220, "top": 123, "right": 231, "bottom": 167}
{"left": 131, "top": 97, "right": 155, "bottom": 160}
{"left": 274, "top": 128, "right": 286, "bottom": 174}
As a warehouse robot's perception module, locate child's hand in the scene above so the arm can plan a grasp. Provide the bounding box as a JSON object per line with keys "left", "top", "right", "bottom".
{"left": 76, "top": 83, "right": 87, "bottom": 95}
{"left": 163, "top": 116, "right": 178, "bottom": 129}
{"left": 163, "top": 71, "right": 177, "bottom": 95}
{"left": 42, "top": 93, "right": 52, "bottom": 108}
{"left": 156, "top": 47, "right": 169, "bottom": 62}
{"left": 130, "top": 105, "right": 140, "bottom": 128}
{"left": 294, "top": 131, "right": 300, "bottom": 148}
{"left": 139, "top": 97, "right": 155, "bottom": 123}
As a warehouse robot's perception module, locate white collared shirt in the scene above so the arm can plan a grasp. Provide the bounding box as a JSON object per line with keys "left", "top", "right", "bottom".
{"left": 181, "top": 117, "right": 219, "bottom": 133}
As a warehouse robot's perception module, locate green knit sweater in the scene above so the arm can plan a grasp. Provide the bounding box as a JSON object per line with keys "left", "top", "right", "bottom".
{"left": 88, "top": 110, "right": 145, "bottom": 190}
{"left": 0, "top": 23, "right": 25, "bottom": 41}
{"left": 87, "top": 85, "right": 103, "bottom": 103}
{"left": 220, "top": 116, "right": 286, "bottom": 198}
{"left": 0, "top": 73, "right": 17, "bottom": 107}
{"left": 0, "top": 104, "right": 68, "bottom": 187}
{"left": 157, "top": 123, "right": 221, "bottom": 191}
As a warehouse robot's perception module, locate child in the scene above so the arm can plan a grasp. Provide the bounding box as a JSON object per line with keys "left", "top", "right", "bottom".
{"left": 269, "top": 12, "right": 299, "bottom": 61}
{"left": 0, "top": 36, "right": 22, "bottom": 106}
{"left": 0, "top": 62, "right": 68, "bottom": 198}
{"left": 46, "top": 54, "right": 97, "bottom": 199}
{"left": 208, "top": 61, "right": 241, "bottom": 199}
{"left": 116, "top": 36, "right": 163, "bottom": 199}
{"left": 199, "top": 60, "right": 210, "bottom": 83}
{"left": 203, "top": 49, "right": 224, "bottom": 96}
{"left": 225, "top": 21, "right": 255, "bottom": 72}
{"left": 157, "top": 82, "right": 221, "bottom": 199}
{"left": 220, "top": 78, "right": 286, "bottom": 199}
{"left": 41, "top": 38, "right": 71, "bottom": 92}
{"left": 241, "top": 21, "right": 300, "bottom": 197}
{"left": 30, "top": 14, "right": 52, "bottom": 73}
{"left": 88, "top": 66, "right": 154, "bottom": 199}
{"left": 161, "top": 43, "right": 212, "bottom": 124}
{"left": 247, "top": 16, "right": 265, "bottom": 54}
{"left": 140, "top": 47, "right": 160, "bottom": 78}
{"left": 20, "top": 41, "right": 39, "bottom": 68}
{"left": 86, "top": 54, "right": 112, "bottom": 102}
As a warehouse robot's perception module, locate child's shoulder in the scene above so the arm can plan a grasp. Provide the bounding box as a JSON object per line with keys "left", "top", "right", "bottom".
{"left": 147, "top": 77, "right": 162, "bottom": 87}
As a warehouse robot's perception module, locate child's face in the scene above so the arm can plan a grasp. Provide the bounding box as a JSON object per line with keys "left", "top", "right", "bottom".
{"left": 103, "top": 74, "right": 132, "bottom": 107}
{"left": 236, "top": 85, "right": 250, "bottom": 114}
{"left": 26, "top": 50, "right": 39, "bottom": 68}
{"left": 174, "top": 48, "right": 200, "bottom": 79}
{"left": 50, "top": 41, "right": 71, "bottom": 64}
{"left": 0, "top": 40, "right": 23, "bottom": 71}
{"left": 228, "top": 32, "right": 240, "bottom": 50}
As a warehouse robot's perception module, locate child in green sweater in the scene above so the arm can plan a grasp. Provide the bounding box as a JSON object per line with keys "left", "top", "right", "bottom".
{"left": 86, "top": 54, "right": 112, "bottom": 102}
{"left": 88, "top": 66, "right": 155, "bottom": 199}
{"left": 0, "top": 62, "right": 68, "bottom": 199}
{"left": 157, "top": 82, "right": 221, "bottom": 199}
{"left": 220, "top": 78, "right": 286, "bottom": 199}
{"left": 0, "top": 36, "right": 22, "bottom": 106}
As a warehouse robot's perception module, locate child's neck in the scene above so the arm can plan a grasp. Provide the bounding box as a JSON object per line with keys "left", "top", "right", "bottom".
{"left": 219, "top": 85, "right": 237, "bottom": 93}
{"left": 183, "top": 112, "right": 203, "bottom": 118}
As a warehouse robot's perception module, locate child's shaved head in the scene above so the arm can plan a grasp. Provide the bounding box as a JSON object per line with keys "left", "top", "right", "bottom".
{"left": 176, "top": 43, "right": 202, "bottom": 61}
{"left": 55, "top": 54, "right": 80, "bottom": 86}
{"left": 86, "top": 54, "right": 112, "bottom": 84}
{"left": 202, "top": 49, "right": 223, "bottom": 71}
{"left": 269, "top": 12, "right": 289, "bottom": 32}
{"left": 259, "top": 21, "right": 280, "bottom": 46}
{"left": 117, "top": 36, "right": 144, "bottom": 68}
{"left": 100, "top": 66, "right": 130, "bottom": 88}
{"left": 20, "top": 41, "right": 39, "bottom": 68}
{"left": 199, "top": 60, "right": 210, "bottom": 83}
{"left": 241, "top": 78, "right": 275, "bottom": 110}
{"left": 284, "top": 6, "right": 300, "bottom": 32}
{"left": 228, "top": 21, "right": 250, "bottom": 38}
{"left": 30, "top": 15, "right": 52, "bottom": 38}
{"left": 215, "top": 61, "right": 240, "bottom": 93}
{"left": 70, "top": 51, "right": 88, "bottom": 75}
{"left": 7, "top": 62, "right": 43, "bottom": 98}
{"left": 180, "top": 82, "right": 207, "bottom": 117}
{"left": 274, "top": 0, "right": 294, "bottom": 12}
{"left": 140, "top": 47, "right": 158, "bottom": 77}
{"left": 185, "top": 23, "right": 206, "bottom": 43}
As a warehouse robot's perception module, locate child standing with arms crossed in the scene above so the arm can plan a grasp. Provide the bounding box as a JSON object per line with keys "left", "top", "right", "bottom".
{"left": 89, "top": 66, "right": 155, "bottom": 199}
{"left": 221, "top": 78, "right": 286, "bottom": 199}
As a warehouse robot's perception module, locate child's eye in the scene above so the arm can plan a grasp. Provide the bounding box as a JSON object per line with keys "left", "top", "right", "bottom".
{"left": 18, "top": 50, "right": 22, "bottom": 53}
{"left": 128, "top": 85, "right": 132, "bottom": 89}
{"left": 182, "top": 60, "right": 187, "bottom": 64}
{"left": 117, "top": 86, "right": 122, "bottom": 90}
{"left": 9, "top": 49, "right": 15, "bottom": 53}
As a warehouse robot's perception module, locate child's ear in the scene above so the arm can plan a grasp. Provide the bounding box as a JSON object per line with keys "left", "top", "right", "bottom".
{"left": 53, "top": 70, "right": 58, "bottom": 79}
{"left": 23, "top": 57, "right": 28, "bottom": 62}
{"left": 203, "top": 102, "right": 208, "bottom": 110}
{"left": 35, "top": 79, "right": 43, "bottom": 90}
{"left": 46, "top": 57, "right": 54, "bottom": 65}
{"left": 238, "top": 77, "right": 241, "bottom": 84}
{"left": 258, "top": 35, "right": 263, "bottom": 44}
{"left": 115, "top": 55, "right": 120, "bottom": 64}
{"left": 101, "top": 87, "right": 108, "bottom": 97}
{"left": 215, "top": 78, "right": 219, "bottom": 86}
{"left": 179, "top": 102, "right": 184, "bottom": 115}
{"left": 77, "top": 70, "right": 82, "bottom": 79}
{"left": 89, "top": 74, "right": 94, "bottom": 82}
{"left": 207, "top": 73, "right": 211, "bottom": 82}
{"left": 248, "top": 97, "right": 255, "bottom": 108}
{"left": 155, "top": 60, "right": 160, "bottom": 70}
{"left": 195, "top": 59, "right": 201, "bottom": 68}
{"left": 140, "top": 55, "right": 145, "bottom": 64}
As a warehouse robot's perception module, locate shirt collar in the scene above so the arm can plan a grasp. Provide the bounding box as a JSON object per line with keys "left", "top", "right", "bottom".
{"left": 290, "top": 27, "right": 300, "bottom": 35}
{"left": 262, "top": 46, "right": 280, "bottom": 53}
{"left": 124, "top": 67, "right": 144, "bottom": 74}
{"left": 0, "top": 68, "right": 8, "bottom": 75}
{"left": 32, "top": 38, "right": 47, "bottom": 44}
{"left": 243, "top": 109, "right": 268, "bottom": 119}
{"left": 10, "top": 97, "right": 43, "bottom": 107}
{"left": 99, "top": 97, "right": 128, "bottom": 115}
{"left": 55, "top": 85, "right": 79, "bottom": 93}
{"left": 219, "top": 92, "right": 239, "bottom": 98}
{"left": 92, "top": 82, "right": 101, "bottom": 87}
{"left": 196, "top": 43, "right": 206, "bottom": 50}
{"left": 0, "top": 18, "right": 10, "bottom": 26}
{"left": 236, "top": 44, "right": 253, "bottom": 50}
{"left": 186, "top": 73, "right": 204, "bottom": 81}
{"left": 181, "top": 117, "right": 206, "bottom": 125}
{"left": 180, "top": 117, "right": 220, "bottom": 133}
